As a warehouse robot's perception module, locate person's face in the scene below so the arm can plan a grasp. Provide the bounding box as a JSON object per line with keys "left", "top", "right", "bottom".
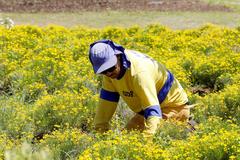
{"left": 101, "top": 56, "right": 121, "bottom": 79}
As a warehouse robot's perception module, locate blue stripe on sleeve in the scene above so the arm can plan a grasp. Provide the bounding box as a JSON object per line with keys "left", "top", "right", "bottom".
{"left": 158, "top": 71, "right": 174, "bottom": 104}
{"left": 144, "top": 105, "right": 162, "bottom": 119}
{"left": 100, "top": 89, "right": 120, "bottom": 102}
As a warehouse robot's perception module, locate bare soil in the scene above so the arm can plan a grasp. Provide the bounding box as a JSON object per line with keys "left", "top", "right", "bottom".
{"left": 0, "top": 0, "right": 232, "bottom": 12}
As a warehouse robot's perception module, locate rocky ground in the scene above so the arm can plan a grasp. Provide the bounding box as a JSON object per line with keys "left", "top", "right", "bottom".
{"left": 0, "top": 0, "right": 231, "bottom": 12}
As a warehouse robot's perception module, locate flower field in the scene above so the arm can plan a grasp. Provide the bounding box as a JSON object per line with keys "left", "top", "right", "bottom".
{"left": 0, "top": 24, "right": 240, "bottom": 159}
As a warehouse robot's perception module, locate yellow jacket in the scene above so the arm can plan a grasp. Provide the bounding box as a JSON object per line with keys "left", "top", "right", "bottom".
{"left": 94, "top": 49, "right": 188, "bottom": 134}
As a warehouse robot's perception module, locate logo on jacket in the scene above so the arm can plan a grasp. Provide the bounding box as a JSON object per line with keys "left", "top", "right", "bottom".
{"left": 122, "top": 91, "right": 134, "bottom": 97}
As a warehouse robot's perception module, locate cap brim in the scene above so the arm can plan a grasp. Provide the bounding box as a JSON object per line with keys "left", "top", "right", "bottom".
{"left": 95, "top": 55, "right": 117, "bottom": 74}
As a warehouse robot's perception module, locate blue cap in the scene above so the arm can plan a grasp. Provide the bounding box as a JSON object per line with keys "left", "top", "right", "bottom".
{"left": 89, "top": 43, "right": 118, "bottom": 74}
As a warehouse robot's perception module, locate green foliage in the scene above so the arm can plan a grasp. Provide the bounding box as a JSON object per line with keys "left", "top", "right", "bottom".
{"left": 5, "top": 142, "right": 53, "bottom": 160}
{"left": 0, "top": 97, "right": 34, "bottom": 139}
{"left": 39, "top": 128, "right": 92, "bottom": 160}
{"left": 0, "top": 24, "right": 239, "bottom": 159}
{"left": 32, "top": 90, "right": 96, "bottom": 136}
{"left": 192, "top": 84, "right": 240, "bottom": 124}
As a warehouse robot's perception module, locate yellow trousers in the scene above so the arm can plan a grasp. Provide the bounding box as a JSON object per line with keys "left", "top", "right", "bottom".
{"left": 125, "top": 104, "right": 192, "bottom": 131}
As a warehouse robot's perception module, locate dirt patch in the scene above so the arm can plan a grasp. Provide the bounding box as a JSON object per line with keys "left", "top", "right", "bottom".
{"left": 0, "top": 0, "right": 232, "bottom": 12}
{"left": 190, "top": 86, "right": 213, "bottom": 97}
{"left": 147, "top": 0, "right": 231, "bottom": 12}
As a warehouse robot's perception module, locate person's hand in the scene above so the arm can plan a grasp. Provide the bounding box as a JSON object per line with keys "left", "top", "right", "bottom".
{"left": 142, "top": 116, "right": 161, "bottom": 141}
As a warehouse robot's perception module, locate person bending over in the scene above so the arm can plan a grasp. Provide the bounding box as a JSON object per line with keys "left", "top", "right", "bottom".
{"left": 89, "top": 39, "right": 195, "bottom": 138}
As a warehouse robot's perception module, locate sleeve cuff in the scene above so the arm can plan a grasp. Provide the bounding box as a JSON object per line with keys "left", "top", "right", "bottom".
{"left": 100, "top": 89, "right": 120, "bottom": 102}
{"left": 143, "top": 105, "right": 162, "bottom": 119}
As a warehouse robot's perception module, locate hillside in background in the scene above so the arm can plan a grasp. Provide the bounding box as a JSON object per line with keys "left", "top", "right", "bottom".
{"left": 0, "top": 0, "right": 231, "bottom": 12}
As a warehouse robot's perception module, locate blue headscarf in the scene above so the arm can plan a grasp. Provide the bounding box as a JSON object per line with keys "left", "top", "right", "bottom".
{"left": 89, "top": 39, "right": 130, "bottom": 70}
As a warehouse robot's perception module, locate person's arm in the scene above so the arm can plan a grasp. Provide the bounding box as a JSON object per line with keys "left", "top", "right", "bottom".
{"left": 94, "top": 76, "right": 119, "bottom": 132}
{"left": 133, "top": 72, "right": 162, "bottom": 137}
{"left": 143, "top": 106, "right": 162, "bottom": 136}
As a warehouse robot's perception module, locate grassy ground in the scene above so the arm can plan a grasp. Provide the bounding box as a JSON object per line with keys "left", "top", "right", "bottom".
{"left": 203, "top": 0, "right": 240, "bottom": 11}
{"left": 1, "top": 11, "right": 240, "bottom": 30}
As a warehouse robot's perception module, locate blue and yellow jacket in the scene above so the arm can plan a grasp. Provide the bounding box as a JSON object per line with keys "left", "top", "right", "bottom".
{"left": 94, "top": 49, "right": 188, "bottom": 134}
